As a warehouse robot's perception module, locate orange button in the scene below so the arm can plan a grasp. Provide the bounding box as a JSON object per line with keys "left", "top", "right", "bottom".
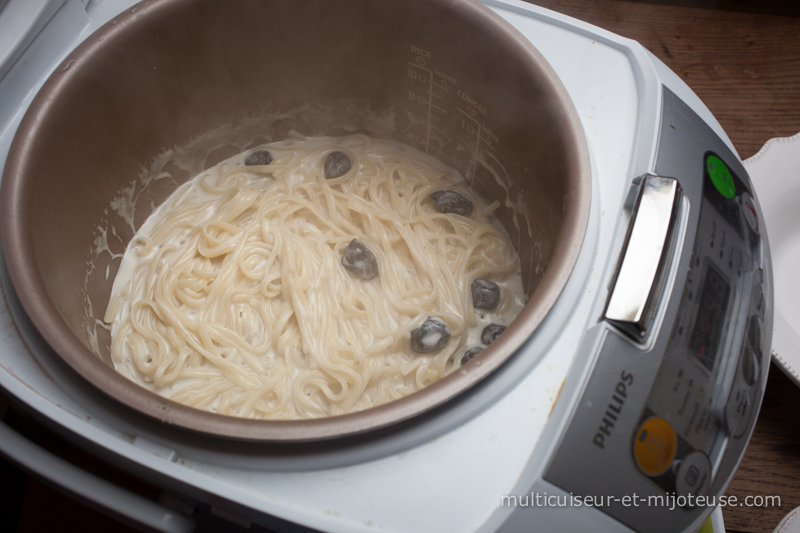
{"left": 634, "top": 417, "right": 677, "bottom": 476}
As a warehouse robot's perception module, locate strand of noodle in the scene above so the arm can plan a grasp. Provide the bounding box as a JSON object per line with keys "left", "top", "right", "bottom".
{"left": 239, "top": 361, "right": 287, "bottom": 417}
{"left": 195, "top": 325, "right": 261, "bottom": 390}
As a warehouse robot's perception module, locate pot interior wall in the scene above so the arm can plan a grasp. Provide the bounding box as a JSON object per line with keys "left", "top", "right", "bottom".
{"left": 5, "top": 0, "right": 587, "bottom": 437}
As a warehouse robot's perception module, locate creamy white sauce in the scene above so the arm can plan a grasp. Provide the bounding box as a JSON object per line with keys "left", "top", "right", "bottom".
{"left": 105, "top": 135, "right": 528, "bottom": 415}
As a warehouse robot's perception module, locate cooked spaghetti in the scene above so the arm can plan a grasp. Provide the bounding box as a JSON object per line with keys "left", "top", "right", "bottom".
{"left": 105, "top": 135, "right": 524, "bottom": 419}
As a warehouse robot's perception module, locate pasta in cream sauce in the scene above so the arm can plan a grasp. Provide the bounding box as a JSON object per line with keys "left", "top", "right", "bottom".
{"left": 105, "top": 135, "right": 526, "bottom": 419}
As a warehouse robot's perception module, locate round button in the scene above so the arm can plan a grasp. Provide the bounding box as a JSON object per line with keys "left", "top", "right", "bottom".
{"left": 752, "top": 269, "right": 766, "bottom": 318}
{"left": 676, "top": 451, "right": 712, "bottom": 500}
{"left": 742, "top": 192, "right": 760, "bottom": 235}
{"left": 741, "top": 346, "right": 758, "bottom": 386}
{"left": 748, "top": 315, "right": 761, "bottom": 349}
{"left": 634, "top": 417, "right": 677, "bottom": 476}
{"left": 725, "top": 385, "right": 752, "bottom": 438}
{"left": 707, "top": 155, "right": 736, "bottom": 199}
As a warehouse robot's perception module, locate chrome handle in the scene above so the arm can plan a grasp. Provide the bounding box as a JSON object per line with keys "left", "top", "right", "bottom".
{"left": 606, "top": 176, "right": 680, "bottom": 340}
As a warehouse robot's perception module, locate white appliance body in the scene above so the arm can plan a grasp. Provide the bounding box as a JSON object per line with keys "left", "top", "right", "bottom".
{"left": 0, "top": 1, "right": 771, "bottom": 532}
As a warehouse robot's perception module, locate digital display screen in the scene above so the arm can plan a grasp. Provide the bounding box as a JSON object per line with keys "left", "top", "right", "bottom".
{"left": 689, "top": 264, "right": 731, "bottom": 372}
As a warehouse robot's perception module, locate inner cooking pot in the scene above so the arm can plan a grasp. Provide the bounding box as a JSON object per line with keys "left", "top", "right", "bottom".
{"left": 0, "top": 0, "right": 590, "bottom": 441}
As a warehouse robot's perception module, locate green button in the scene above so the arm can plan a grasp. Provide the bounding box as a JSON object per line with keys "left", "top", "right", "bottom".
{"left": 707, "top": 155, "right": 735, "bottom": 199}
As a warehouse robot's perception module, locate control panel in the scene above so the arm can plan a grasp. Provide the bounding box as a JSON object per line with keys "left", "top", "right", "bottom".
{"left": 543, "top": 88, "right": 772, "bottom": 533}
{"left": 632, "top": 150, "right": 765, "bottom": 499}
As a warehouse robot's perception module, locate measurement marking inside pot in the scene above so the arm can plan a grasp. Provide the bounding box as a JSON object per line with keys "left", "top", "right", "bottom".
{"left": 407, "top": 61, "right": 450, "bottom": 154}
{"left": 457, "top": 107, "right": 497, "bottom": 179}
{"left": 406, "top": 63, "right": 450, "bottom": 92}
{"left": 406, "top": 55, "right": 500, "bottom": 181}
{"left": 409, "top": 62, "right": 435, "bottom": 153}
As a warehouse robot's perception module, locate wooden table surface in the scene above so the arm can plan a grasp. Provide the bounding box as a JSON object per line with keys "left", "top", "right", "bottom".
{"left": 522, "top": 1, "right": 800, "bottom": 532}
